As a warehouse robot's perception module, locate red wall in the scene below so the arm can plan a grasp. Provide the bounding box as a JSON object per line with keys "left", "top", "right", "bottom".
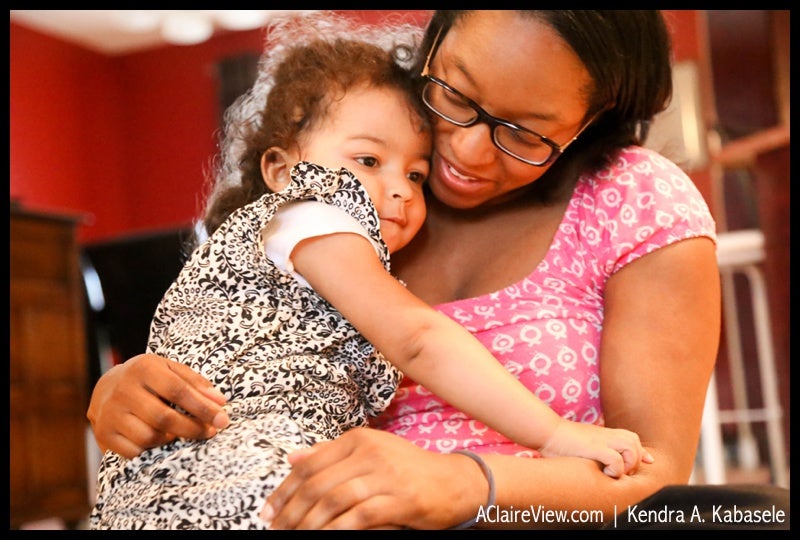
{"left": 11, "top": 22, "right": 128, "bottom": 239}
{"left": 10, "top": 10, "right": 699, "bottom": 244}
{"left": 10, "top": 22, "right": 274, "bottom": 242}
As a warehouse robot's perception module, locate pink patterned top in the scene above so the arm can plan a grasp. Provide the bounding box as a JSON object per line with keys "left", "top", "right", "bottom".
{"left": 374, "top": 147, "right": 717, "bottom": 457}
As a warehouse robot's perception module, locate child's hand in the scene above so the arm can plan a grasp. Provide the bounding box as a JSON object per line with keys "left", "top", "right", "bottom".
{"left": 538, "top": 421, "right": 655, "bottom": 478}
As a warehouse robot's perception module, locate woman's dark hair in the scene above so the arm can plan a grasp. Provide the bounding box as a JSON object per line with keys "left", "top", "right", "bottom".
{"left": 415, "top": 10, "right": 674, "bottom": 203}
{"left": 200, "top": 13, "right": 426, "bottom": 238}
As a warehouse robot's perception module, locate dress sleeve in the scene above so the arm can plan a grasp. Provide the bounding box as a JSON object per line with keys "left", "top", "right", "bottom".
{"left": 584, "top": 147, "right": 718, "bottom": 276}
{"left": 261, "top": 200, "right": 382, "bottom": 287}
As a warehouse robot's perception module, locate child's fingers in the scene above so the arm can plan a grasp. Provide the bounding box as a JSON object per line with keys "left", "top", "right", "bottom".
{"left": 620, "top": 448, "right": 638, "bottom": 474}
{"left": 599, "top": 448, "right": 626, "bottom": 479}
{"left": 603, "top": 460, "right": 624, "bottom": 479}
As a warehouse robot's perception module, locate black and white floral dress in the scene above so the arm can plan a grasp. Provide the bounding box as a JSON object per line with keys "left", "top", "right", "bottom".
{"left": 90, "top": 162, "right": 402, "bottom": 529}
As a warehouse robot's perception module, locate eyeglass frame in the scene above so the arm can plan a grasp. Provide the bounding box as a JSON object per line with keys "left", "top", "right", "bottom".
{"left": 420, "top": 26, "right": 605, "bottom": 167}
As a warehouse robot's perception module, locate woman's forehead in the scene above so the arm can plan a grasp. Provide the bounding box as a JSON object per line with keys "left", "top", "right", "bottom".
{"left": 439, "top": 12, "right": 591, "bottom": 126}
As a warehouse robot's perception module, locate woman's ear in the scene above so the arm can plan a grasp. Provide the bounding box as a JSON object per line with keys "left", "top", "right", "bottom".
{"left": 261, "top": 147, "right": 296, "bottom": 193}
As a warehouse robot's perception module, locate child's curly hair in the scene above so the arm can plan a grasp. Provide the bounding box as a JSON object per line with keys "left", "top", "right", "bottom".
{"left": 200, "top": 11, "right": 426, "bottom": 238}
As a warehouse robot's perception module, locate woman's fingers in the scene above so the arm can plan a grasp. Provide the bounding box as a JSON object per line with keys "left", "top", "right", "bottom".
{"left": 138, "top": 356, "right": 229, "bottom": 429}
{"left": 265, "top": 428, "right": 477, "bottom": 530}
{"left": 266, "top": 430, "right": 406, "bottom": 529}
{"left": 88, "top": 354, "right": 228, "bottom": 456}
{"left": 265, "top": 440, "right": 355, "bottom": 527}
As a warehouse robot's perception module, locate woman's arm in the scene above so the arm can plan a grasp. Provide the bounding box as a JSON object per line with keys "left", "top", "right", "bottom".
{"left": 265, "top": 236, "right": 720, "bottom": 529}
{"left": 599, "top": 237, "right": 720, "bottom": 482}
{"left": 86, "top": 353, "right": 229, "bottom": 458}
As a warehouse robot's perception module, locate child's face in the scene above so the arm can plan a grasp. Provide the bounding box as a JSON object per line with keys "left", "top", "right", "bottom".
{"left": 297, "top": 85, "right": 431, "bottom": 254}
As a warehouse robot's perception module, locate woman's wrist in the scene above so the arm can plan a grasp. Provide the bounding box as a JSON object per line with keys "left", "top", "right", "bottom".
{"left": 450, "top": 450, "right": 496, "bottom": 529}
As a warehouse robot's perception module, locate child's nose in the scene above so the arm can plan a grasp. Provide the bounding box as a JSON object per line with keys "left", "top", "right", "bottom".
{"left": 388, "top": 177, "right": 414, "bottom": 201}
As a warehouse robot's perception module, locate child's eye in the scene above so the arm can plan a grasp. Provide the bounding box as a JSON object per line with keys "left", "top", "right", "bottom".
{"left": 355, "top": 156, "right": 378, "bottom": 168}
{"left": 408, "top": 171, "right": 427, "bottom": 184}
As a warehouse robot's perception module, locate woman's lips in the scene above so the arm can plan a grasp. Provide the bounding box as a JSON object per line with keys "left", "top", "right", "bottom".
{"left": 434, "top": 156, "right": 491, "bottom": 196}
{"left": 438, "top": 156, "right": 489, "bottom": 187}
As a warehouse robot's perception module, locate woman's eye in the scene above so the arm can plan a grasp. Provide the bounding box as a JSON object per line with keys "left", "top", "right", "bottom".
{"left": 355, "top": 156, "right": 378, "bottom": 167}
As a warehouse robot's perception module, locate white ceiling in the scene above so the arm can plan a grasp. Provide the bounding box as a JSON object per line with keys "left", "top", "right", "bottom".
{"left": 10, "top": 10, "right": 315, "bottom": 55}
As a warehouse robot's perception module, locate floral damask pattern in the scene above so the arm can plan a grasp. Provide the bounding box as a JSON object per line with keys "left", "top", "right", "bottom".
{"left": 91, "top": 163, "right": 401, "bottom": 529}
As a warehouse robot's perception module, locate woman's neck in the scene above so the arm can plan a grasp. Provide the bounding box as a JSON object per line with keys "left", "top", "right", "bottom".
{"left": 393, "top": 175, "right": 577, "bottom": 305}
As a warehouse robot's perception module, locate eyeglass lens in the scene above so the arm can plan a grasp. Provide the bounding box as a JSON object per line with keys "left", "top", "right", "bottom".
{"left": 422, "top": 78, "right": 556, "bottom": 165}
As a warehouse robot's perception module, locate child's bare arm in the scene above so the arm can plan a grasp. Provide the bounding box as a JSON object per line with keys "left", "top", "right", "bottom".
{"left": 292, "top": 232, "right": 652, "bottom": 476}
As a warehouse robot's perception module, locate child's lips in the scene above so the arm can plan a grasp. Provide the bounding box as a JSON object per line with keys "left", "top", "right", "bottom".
{"left": 381, "top": 215, "right": 407, "bottom": 227}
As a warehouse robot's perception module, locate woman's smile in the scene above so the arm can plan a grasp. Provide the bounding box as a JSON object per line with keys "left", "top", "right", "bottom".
{"left": 430, "top": 153, "right": 495, "bottom": 204}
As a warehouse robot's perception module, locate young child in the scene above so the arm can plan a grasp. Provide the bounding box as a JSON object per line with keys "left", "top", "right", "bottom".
{"left": 91, "top": 20, "right": 651, "bottom": 530}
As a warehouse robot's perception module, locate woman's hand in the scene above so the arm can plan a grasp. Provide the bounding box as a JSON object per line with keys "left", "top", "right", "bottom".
{"left": 86, "top": 353, "right": 229, "bottom": 459}
{"left": 262, "top": 427, "right": 489, "bottom": 530}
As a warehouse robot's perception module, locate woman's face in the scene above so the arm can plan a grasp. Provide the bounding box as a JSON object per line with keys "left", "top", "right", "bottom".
{"left": 425, "top": 11, "right": 594, "bottom": 209}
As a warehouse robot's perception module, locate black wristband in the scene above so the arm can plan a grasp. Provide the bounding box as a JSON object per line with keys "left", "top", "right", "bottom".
{"left": 450, "top": 450, "right": 496, "bottom": 530}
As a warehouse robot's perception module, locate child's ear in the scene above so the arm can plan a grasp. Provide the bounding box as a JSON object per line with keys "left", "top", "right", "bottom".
{"left": 261, "top": 147, "right": 296, "bottom": 193}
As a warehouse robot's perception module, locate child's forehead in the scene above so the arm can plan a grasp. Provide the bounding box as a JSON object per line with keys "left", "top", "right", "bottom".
{"left": 295, "top": 81, "right": 428, "bottom": 154}
{"left": 322, "top": 84, "right": 418, "bottom": 120}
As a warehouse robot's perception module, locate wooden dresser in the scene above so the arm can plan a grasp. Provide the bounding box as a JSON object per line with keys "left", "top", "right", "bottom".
{"left": 10, "top": 206, "right": 91, "bottom": 528}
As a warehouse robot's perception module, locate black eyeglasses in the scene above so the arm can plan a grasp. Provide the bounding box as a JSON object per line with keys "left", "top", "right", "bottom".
{"left": 420, "top": 27, "right": 603, "bottom": 167}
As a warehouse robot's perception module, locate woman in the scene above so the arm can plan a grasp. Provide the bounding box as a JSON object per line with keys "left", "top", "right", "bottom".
{"left": 87, "top": 10, "right": 720, "bottom": 529}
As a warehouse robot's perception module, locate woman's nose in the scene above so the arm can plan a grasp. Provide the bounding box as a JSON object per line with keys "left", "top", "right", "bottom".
{"left": 449, "top": 123, "right": 496, "bottom": 166}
